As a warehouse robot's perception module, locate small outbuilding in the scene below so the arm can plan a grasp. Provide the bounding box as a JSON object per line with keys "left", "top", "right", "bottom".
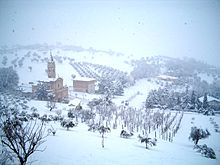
{"left": 73, "top": 77, "right": 96, "bottom": 93}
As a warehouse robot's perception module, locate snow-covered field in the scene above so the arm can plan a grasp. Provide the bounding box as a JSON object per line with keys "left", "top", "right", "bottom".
{"left": 1, "top": 93, "right": 220, "bottom": 165}
{"left": 25, "top": 106, "right": 220, "bottom": 165}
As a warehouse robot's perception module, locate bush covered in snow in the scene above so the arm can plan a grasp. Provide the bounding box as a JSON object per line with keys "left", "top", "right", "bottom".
{"left": 61, "top": 119, "right": 78, "bottom": 130}
{"left": 194, "top": 144, "right": 216, "bottom": 159}
{"left": 120, "top": 130, "right": 133, "bottom": 138}
{"left": 189, "top": 127, "right": 210, "bottom": 145}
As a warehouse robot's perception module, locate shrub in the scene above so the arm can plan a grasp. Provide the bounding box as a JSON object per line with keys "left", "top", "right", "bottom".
{"left": 189, "top": 127, "right": 210, "bottom": 145}
{"left": 194, "top": 144, "right": 216, "bottom": 159}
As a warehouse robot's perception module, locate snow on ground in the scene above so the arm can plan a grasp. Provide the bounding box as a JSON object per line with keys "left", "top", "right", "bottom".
{"left": 198, "top": 73, "right": 215, "bottom": 84}
{"left": 1, "top": 94, "right": 220, "bottom": 165}
{"left": 16, "top": 99, "right": 219, "bottom": 165}
{"left": 26, "top": 110, "right": 220, "bottom": 165}
{"left": 113, "top": 78, "right": 159, "bottom": 108}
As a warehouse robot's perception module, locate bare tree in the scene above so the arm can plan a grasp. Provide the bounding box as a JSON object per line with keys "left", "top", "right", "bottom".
{"left": 1, "top": 118, "right": 47, "bottom": 165}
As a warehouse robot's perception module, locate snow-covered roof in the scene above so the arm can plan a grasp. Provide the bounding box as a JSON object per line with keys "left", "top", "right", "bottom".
{"left": 199, "top": 95, "right": 220, "bottom": 103}
{"left": 19, "top": 84, "right": 32, "bottom": 93}
{"left": 73, "top": 77, "right": 96, "bottom": 82}
{"left": 157, "top": 75, "right": 177, "bottom": 81}
{"left": 68, "top": 98, "right": 81, "bottom": 106}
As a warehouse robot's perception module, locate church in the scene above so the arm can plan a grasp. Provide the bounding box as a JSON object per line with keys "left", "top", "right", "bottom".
{"left": 32, "top": 52, "right": 68, "bottom": 102}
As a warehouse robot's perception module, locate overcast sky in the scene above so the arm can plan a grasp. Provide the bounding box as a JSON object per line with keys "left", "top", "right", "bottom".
{"left": 0, "top": 0, "right": 220, "bottom": 66}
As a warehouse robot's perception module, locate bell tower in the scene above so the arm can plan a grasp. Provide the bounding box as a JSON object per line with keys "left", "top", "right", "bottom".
{"left": 47, "top": 51, "right": 56, "bottom": 78}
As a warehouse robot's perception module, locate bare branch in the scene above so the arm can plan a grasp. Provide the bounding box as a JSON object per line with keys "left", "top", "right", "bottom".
{"left": 1, "top": 118, "right": 47, "bottom": 165}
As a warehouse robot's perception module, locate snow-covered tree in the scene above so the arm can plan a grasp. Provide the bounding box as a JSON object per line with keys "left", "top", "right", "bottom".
{"left": 145, "top": 90, "right": 158, "bottom": 109}
{"left": 189, "top": 127, "right": 210, "bottom": 145}
{"left": 202, "top": 93, "right": 209, "bottom": 109}
{"left": 60, "top": 119, "right": 77, "bottom": 130}
{"left": 131, "top": 59, "right": 160, "bottom": 80}
{"left": 34, "top": 83, "right": 51, "bottom": 101}
{"left": 195, "top": 96, "right": 202, "bottom": 110}
{"left": 190, "top": 90, "right": 196, "bottom": 109}
{"left": 97, "top": 76, "right": 124, "bottom": 96}
{"left": 113, "top": 80, "right": 124, "bottom": 96}
{"left": 46, "top": 92, "right": 56, "bottom": 111}
{"left": 0, "top": 67, "right": 19, "bottom": 91}
{"left": 209, "top": 80, "right": 220, "bottom": 99}
{"left": 194, "top": 144, "right": 216, "bottom": 159}
{"left": 67, "top": 109, "right": 75, "bottom": 119}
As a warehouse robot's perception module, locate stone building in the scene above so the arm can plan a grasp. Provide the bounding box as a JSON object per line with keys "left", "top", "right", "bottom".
{"left": 32, "top": 77, "right": 68, "bottom": 102}
{"left": 50, "top": 78, "right": 68, "bottom": 102}
{"left": 47, "top": 52, "right": 56, "bottom": 78}
{"left": 73, "top": 78, "right": 96, "bottom": 93}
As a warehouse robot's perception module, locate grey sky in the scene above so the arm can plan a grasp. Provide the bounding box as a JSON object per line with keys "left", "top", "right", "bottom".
{"left": 0, "top": 0, "right": 220, "bottom": 66}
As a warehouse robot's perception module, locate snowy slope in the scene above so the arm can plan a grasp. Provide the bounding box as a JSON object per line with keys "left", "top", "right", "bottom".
{"left": 25, "top": 110, "right": 220, "bottom": 165}
{"left": 113, "top": 78, "right": 159, "bottom": 109}
{"left": 1, "top": 98, "right": 216, "bottom": 165}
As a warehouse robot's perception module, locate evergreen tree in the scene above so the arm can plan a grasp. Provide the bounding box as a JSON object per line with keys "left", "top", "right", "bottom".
{"left": 98, "top": 76, "right": 124, "bottom": 96}
{"left": 196, "top": 96, "right": 202, "bottom": 110}
{"left": 177, "top": 95, "right": 181, "bottom": 105}
{"left": 113, "top": 80, "right": 124, "bottom": 96}
{"left": 34, "top": 83, "right": 50, "bottom": 101}
{"left": 190, "top": 90, "right": 196, "bottom": 109}
{"left": 210, "top": 80, "right": 220, "bottom": 99}
{"left": 203, "top": 93, "right": 209, "bottom": 109}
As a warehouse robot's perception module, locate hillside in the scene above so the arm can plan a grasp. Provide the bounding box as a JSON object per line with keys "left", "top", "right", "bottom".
{"left": 0, "top": 93, "right": 220, "bottom": 165}
{"left": 0, "top": 44, "right": 220, "bottom": 165}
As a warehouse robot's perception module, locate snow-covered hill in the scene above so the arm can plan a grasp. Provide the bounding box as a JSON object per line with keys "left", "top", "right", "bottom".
{"left": 1, "top": 44, "right": 220, "bottom": 108}
{"left": 1, "top": 93, "right": 219, "bottom": 165}
{"left": 15, "top": 99, "right": 220, "bottom": 165}
{"left": 29, "top": 114, "right": 220, "bottom": 165}
{"left": 1, "top": 46, "right": 220, "bottom": 165}
{"left": 0, "top": 46, "right": 133, "bottom": 86}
